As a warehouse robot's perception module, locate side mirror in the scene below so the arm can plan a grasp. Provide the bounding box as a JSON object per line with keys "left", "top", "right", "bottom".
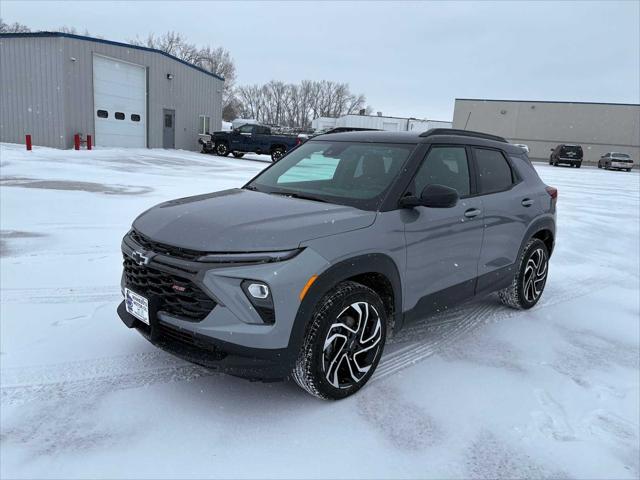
{"left": 399, "top": 184, "right": 459, "bottom": 209}
{"left": 550, "top": 148, "right": 554, "bottom": 152}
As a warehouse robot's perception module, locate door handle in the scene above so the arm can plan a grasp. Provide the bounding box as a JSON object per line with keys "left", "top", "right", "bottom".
{"left": 521, "top": 198, "right": 534, "bottom": 207}
{"left": 464, "top": 208, "right": 482, "bottom": 218}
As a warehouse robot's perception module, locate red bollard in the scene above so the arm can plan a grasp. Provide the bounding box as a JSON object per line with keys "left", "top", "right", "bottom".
{"left": 25, "top": 134, "right": 32, "bottom": 151}
{"left": 87, "top": 135, "right": 92, "bottom": 150}
{"left": 74, "top": 134, "right": 80, "bottom": 150}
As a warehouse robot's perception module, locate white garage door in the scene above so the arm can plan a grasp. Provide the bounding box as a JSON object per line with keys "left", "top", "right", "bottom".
{"left": 93, "top": 55, "right": 147, "bottom": 148}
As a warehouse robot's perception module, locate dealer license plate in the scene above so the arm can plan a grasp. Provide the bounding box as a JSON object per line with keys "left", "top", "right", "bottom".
{"left": 125, "top": 288, "right": 149, "bottom": 325}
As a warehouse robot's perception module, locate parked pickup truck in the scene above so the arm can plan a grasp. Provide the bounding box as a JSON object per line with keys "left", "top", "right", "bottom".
{"left": 199, "top": 124, "right": 303, "bottom": 162}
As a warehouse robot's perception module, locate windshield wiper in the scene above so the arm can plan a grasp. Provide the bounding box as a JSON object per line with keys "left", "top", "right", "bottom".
{"left": 270, "top": 191, "right": 329, "bottom": 203}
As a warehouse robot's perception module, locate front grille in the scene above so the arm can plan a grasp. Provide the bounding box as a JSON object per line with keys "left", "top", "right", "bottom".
{"left": 129, "top": 230, "right": 202, "bottom": 261}
{"left": 123, "top": 256, "right": 216, "bottom": 321}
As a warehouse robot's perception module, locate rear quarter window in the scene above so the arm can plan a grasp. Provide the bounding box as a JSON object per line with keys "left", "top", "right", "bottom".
{"left": 474, "top": 148, "right": 514, "bottom": 194}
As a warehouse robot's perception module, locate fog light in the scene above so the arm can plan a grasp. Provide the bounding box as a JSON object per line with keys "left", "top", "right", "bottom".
{"left": 241, "top": 280, "right": 275, "bottom": 324}
{"left": 247, "top": 282, "right": 269, "bottom": 299}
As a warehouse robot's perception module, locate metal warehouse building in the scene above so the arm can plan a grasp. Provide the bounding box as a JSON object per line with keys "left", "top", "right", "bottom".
{"left": 453, "top": 99, "right": 640, "bottom": 163}
{"left": 0, "top": 32, "right": 223, "bottom": 150}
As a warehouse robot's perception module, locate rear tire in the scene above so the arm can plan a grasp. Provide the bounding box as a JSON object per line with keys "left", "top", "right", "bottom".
{"left": 598, "top": 162, "right": 602, "bottom": 169}
{"left": 232, "top": 152, "right": 245, "bottom": 158}
{"left": 215, "top": 142, "right": 230, "bottom": 157}
{"left": 292, "top": 281, "right": 387, "bottom": 400}
{"left": 498, "top": 238, "right": 549, "bottom": 310}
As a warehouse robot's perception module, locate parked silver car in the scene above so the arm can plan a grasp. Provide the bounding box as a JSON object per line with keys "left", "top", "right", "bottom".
{"left": 117, "top": 129, "right": 557, "bottom": 399}
{"left": 598, "top": 152, "right": 634, "bottom": 172}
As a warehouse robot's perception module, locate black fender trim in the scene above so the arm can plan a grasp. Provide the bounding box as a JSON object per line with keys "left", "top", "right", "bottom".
{"left": 521, "top": 215, "right": 556, "bottom": 256}
{"left": 288, "top": 253, "right": 403, "bottom": 356}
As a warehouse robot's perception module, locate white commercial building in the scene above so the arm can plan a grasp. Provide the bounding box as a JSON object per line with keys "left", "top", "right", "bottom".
{"left": 312, "top": 114, "right": 451, "bottom": 133}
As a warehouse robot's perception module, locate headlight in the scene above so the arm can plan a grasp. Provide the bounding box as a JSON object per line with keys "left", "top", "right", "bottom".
{"left": 197, "top": 248, "right": 303, "bottom": 264}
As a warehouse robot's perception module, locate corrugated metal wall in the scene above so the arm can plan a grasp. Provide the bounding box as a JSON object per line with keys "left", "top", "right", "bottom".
{"left": 452, "top": 99, "right": 640, "bottom": 162}
{"left": 0, "top": 37, "right": 67, "bottom": 148}
{"left": 0, "top": 35, "right": 223, "bottom": 150}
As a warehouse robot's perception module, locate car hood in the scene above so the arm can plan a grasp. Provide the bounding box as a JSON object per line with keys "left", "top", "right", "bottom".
{"left": 132, "top": 188, "right": 376, "bottom": 252}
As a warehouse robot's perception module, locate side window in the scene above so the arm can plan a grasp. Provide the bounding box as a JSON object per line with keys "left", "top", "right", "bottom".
{"left": 414, "top": 146, "right": 470, "bottom": 197}
{"left": 96, "top": 109, "right": 108, "bottom": 118}
{"left": 238, "top": 125, "right": 254, "bottom": 134}
{"left": 131, "top": 114, "right": 141, "bottom": 122}
{"left": 115, "top": 112, "right": 125, "bottom": 120}
{"left": 474, "top": 148, "right": 514, "bottom": 194}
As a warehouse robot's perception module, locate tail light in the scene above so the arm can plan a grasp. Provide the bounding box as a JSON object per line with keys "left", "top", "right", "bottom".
{"left": 546, "top": 186, "right": 558, "bottom": 200}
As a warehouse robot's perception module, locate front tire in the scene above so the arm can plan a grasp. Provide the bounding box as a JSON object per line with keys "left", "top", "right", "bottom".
{"left": 271, "top": 147, "right": 285, "bottom": 162}
{"left": 292, "top": 281, "right": 387, "bottom": 400}
{"left": 498, "top": 238, "right": 549, "bottom": 310}
{"left": 215, "top": 142, "right": 230, "bottom": 156}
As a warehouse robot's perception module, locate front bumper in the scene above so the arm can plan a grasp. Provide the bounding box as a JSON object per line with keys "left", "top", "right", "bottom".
{"left": 119, "top": 233, "right": 330, "bottom": 374}
{"left": 117, "top": 301, "right": 292, "bottom": 380}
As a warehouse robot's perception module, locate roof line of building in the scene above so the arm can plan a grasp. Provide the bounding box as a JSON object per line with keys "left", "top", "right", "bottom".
{"left": 338, "top": 113, "right": 452, "bottom": 122}
{"left": 455, "top": 98, "right": 639, "bottom": 107}
{"left": 0, "top": 31, "right": 225, "bottom": 81}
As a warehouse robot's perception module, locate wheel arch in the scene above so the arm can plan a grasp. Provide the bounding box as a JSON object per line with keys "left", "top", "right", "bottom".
{"left": 522, "top": 217, "right": 555, "bottom": 257}
{"left": 288, "top": 253, "right": 402, "bottom": 351}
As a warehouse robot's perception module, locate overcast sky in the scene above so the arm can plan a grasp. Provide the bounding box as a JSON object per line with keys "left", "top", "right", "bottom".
{"left": 2, "top": 1, "right": 639, "bottom": 120}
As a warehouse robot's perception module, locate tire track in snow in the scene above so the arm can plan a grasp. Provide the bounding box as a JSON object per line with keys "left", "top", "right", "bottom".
{"left": 1, "top": 285, "right": 121, "bottom": 304}
{"left": 0, "top": 274, "right": 621, "bottom": 404}
{"left": 1, "top": 352, "right": 215, "bottom": 406}
{"left": 373, "top": 274, "right": 613, "bottom": 382}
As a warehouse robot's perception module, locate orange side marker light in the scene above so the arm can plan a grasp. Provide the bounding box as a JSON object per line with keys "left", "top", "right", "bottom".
{"left": 299, "top": 275, "right": 318, "bottom": 301}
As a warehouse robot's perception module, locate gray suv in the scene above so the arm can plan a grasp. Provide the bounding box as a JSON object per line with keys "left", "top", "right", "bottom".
{"left": 117, "top": 129, "right": 557, "bottom": 400}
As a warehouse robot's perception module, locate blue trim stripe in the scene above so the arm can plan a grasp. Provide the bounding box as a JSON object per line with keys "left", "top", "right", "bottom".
{"left": 0, "top": 31, "right": 225, "bottom": 81}
{"left": 456, "top": 98, "right": 639, "bottom": 107}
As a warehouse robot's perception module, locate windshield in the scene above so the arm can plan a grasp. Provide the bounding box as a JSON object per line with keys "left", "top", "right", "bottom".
{"left": 245, "top": 141, "right": 415, "bottom": 210}
{"left": 612, "top": 153, "right": 630, "bottom": 159}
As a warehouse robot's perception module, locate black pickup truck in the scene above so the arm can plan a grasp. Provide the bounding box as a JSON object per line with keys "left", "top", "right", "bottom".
{"left": 199, "top": 124, "right": 303, "bottom": 162}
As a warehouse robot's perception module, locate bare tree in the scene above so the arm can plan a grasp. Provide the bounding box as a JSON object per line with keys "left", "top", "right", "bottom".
{"left": 196, "top": 46, "right": 237, "bottom": 108}
{"left": 130, "top": 31, "right": 237, "bottom": 116}
{"left": 0, "top": 18, "right": 31, "bottom": 33}
{"left": 236, "top": 80, "right": 367, "bottom": 129}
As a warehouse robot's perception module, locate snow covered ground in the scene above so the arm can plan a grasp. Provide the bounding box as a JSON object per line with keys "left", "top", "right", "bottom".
{"left": 1, "top": 143, "right": 638, "bottom": 479}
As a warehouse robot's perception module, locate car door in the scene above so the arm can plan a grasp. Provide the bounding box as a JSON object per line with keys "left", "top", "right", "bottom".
{"left": 402, "top": 145, "right": 484, "bottom": 317}
{"left": 472, "top": 147, "right": 540, "bottom": 292}
{"left": 255, "top": 126, "right": 271, "bottom": 152}
{"left": 231, "top": 124, "right": 254, "bottom": 151}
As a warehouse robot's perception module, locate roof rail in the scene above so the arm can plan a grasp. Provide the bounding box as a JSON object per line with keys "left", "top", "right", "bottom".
{"left": 420, "top": 128, "right": 508, "bottom": 143}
